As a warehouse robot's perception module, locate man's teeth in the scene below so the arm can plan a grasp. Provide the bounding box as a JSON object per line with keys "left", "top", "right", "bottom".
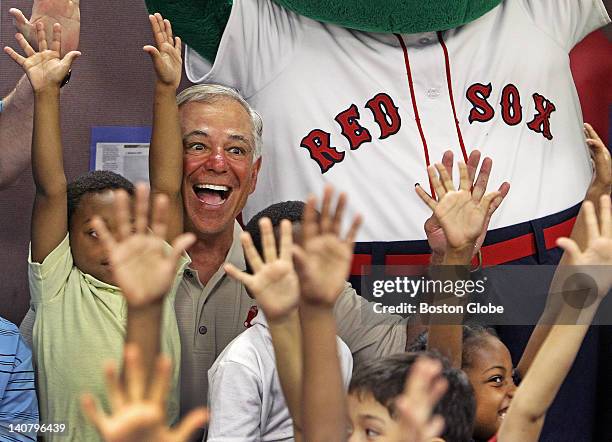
{"left": 194, "top": 184, "right": 230, "bottom": 191}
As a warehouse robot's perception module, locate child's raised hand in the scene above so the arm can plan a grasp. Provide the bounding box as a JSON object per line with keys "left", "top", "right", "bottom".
{"left": 417, "top": 158, "right": 503, "bottom": 258}
{"left": 224, "top": 218, "right": 300, "bottom": 322}
{"left": 4, "top": 22, "right": 80, "bottom": 92}
{"left": 584, "top": 123, "right": 611, "bottom": 206}
{"left": 81, "top": 344, "right": 208, "bottom": 442}
{"left": 144, "top": 13, "right": 182, "bottom": 89}
{"left": 557, "top": 195, "right": 612, "bottom": 296}
{"left": 418, "top": 150, "right": 509, "bottom": 260}
{"left": 293, "top": 186, "right": 362, "bottom": 307}
{"left": 91, "top": 184, "right": 195, "bottom": 308}
{"left": 395, "top": 357, "right": 448, "bottom": 442}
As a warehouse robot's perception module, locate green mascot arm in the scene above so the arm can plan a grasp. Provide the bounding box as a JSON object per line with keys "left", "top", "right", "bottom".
{"left": 145, "top": 0, "right": 501, "bottom": 62}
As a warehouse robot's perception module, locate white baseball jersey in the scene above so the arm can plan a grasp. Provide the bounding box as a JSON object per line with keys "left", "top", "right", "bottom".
{"left": 186, "top": 0, "right": 610, "bottom": 243}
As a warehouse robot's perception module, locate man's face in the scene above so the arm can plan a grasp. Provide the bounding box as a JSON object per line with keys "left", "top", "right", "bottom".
{"left": 179, "top": 99, "right": 261, "bottom": 237}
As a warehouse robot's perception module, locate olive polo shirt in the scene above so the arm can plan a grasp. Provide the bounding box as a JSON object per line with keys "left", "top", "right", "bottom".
{"left": 176, "top": 222, "right": 409, "bottom": 417}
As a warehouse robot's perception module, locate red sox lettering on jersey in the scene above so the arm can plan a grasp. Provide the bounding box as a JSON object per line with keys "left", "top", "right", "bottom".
{"left": 301, "top": 93, "right": 402, "bottom": 173}
{"left": 301, "top": 86, "right": 556, "bottom": 174}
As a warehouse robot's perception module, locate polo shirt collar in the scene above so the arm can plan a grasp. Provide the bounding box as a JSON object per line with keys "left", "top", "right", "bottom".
{"left": 226, "top": 221, "right": 247, "bottom": 272}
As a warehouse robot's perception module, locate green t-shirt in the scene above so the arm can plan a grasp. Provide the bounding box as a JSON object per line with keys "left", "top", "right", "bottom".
{"left": 28, "top": 234, "right": 188, "bottom": 441}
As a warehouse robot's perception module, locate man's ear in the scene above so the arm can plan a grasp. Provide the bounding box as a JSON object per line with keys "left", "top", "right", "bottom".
{"left": 249, "top": 157, "right": 262, "bottom": 195}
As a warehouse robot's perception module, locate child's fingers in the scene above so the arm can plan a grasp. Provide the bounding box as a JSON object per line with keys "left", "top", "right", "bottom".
{"left": 486, "top": 182, "right": 510, "bottom": 217}
{"left": 103, "top": 360, "right": 126, "bottom": 410}
{"left": 154, "top": 13, "right": 168, "bottom": 43}
{"left": 51, "top": 23, "right": 61, "bottom": 54}
{"left": 114, "top": 190, "right": 132, "bottom": 241}
{"left": 224, "top": 263, "right": 254, "bottom": 286}
{"left": 435, "top": 163, "right": 455, "bottom": 192}
{"left": 8, "top": 8, "right": 30, "bottom": 31}
{"left": 3, "top": 46, "right": 26, "bottom": 66}
{"left": 148, "top": 14, "right": 164, "bottom": 48}
{"left": 479, "top": 191, "right": 502, "bottom": 216}
{"left": 279, "top": 219, "right": 294, "bottom": 262}
{"left": 291, "top": 244, "right": 308, "bottom": 276}
{"left": 172, "top": 408, "right": 209, "bottom": 442}
{"left": 164, "top": 19, "right": 173, "bottom": 42}
{"left": 584, "top": 123, "right": 603, "bottom": 144}
{"left": 599, "top": 195, "right": 611, "bottom": 238}
{"left": 458, "top": 162, "right": 470, "bottom": 191}
{"left": 331, "top": 192, "right": 347, "bottom": 235}
{"left": 557, "top": 237, "right": 581, "bottom": 260}
{"left": 175, "top": 36, "right": 182, "bottom": 53}
{"left": 441, "top": 150, "right": 454, "bottom": 177}
{"left": 427, "top": 165, "right": 445, "bottom": 199}
{"left": 415, "top": 184, "right": 437, "bottom": 211}
{"left": 429, "top": 376, "right": 449, "bottom": 408}
{"left": 466, "top": 150, "right": 481, "bottom": 184}
{"left": 587, "top": 137, "right": 612, "bottom": 186}
{"left": 15, "top": 33, "right": 35, "bottom": 57}
{"left": 344, "top": 214, "right": 362, "bottom": 246}
{"left": 260, "top": 217, "right": 278, "bottom": 263}
{"left": 240, "top": 232, "right": 264, "bottom": 272}
{"left": 62, "top": 50, "right": 81, "bottom": 67}
{"left": 320, "top": 185, "right": 333, "bottom": 233}
{"left": 170, "top": 233, "right": 196, "bottom": 264}
{"left": 143, "top": 45, "right": 161, "bottom": 61}
{"left": 472, "top": 156, "right": 492, "bottom": 201}
{"left": 91, "top": 216, "right": 116, "bottom": 254}
{"left": 583, "top": 201, "right": 599, "bottom": 246}
{"left": 134, "top": 184, "right": 151, "bottom": 235}
{"left": 424, "top": 414, "right": 446, "bottom": 439}
{"left": 36, "top": 22, "right": 47, "bottom": 52}
{"left": 302, "top": 194, "right": 319, "bottom": 241}
{"left": 149, "top": 354, "right": 172, "bottom": 405}
{"left": 80, "top": 393, "right": 107, "bottom": 430}
{"left": 151, "top": 193, "right": 170, "bottom": 240}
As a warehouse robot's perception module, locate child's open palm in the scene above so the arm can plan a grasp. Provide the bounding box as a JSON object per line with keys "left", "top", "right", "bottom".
{"left": 225, "top": 218, "right": 300, "bottom": 321}
{"left": 557, "top": 195, "right": 612, "bottom": 297}
{"left": 144, "top": 13, "right": 182, "bottom": 88}
{"left": 4, "top": 22, "right": 80, "bottom": 91}
{"left": 293, "top": 187, "right": 362, "bottom": 306}
{"left": 417, "top": 161, "right": 501, "bottom": 254}
{"left": 91, "top": 185, "right": 195, "bottom": 308}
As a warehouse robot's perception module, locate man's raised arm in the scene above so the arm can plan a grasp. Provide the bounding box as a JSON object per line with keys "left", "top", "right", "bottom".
{"left": 0, "top": 0, "right": 79, "bottom": 190}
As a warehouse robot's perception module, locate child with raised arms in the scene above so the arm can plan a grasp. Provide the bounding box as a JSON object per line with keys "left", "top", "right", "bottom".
{"left": 4, "top": 14, "right": 188, "bottom": 440}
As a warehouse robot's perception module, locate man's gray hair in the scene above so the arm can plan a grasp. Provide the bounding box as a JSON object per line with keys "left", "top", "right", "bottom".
{"left": 176, "top": 84, "right": 263, "bottom": 160}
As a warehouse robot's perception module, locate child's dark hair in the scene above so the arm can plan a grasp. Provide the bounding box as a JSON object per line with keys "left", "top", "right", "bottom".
{"left": 244, "top": 200, "right": 306, "bottom": 272}
{"left": 407, "top": 323, "right": 498, "bottom": 370}
{"left": 349, "top": 351, "right": 476, "bottom": 442}
{"left": 67, "top": 171, "right": 134, "bottom": 222}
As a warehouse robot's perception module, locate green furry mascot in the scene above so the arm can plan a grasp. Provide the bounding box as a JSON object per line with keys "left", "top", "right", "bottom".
{"left": 144, "top": 1, "right": 502, "bottom": 62}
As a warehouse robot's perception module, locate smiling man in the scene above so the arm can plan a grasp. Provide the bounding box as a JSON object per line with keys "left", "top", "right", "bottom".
{"left": 168, "top": 85, "right": 265, "bottom": 421}
{"left": 164, "top": 85, "right": 412, "bottom": 429}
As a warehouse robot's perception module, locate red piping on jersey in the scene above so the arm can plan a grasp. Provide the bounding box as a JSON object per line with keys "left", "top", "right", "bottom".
{"left": 437, "top": 31, "right": 468, "bottom": 163}
{"left": 395, "top": 33, "right": 435, "bottom": 198}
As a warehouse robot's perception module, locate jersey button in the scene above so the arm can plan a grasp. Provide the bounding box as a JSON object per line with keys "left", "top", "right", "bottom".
{"left": 426, "top": 88, "right": 440, "bottom": 99}
{"left": 419, "top": 37, "right": 431, "bottom": 45}
{"left": 198, "top": 325, "right": 208, "bottom": 335}
{"left": 184, "top": 269, "right": 193, "bottom": 278}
